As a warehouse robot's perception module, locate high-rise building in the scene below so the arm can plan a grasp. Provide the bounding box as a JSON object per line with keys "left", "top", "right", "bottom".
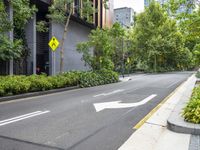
{"left": 113, "top": 7, "right": 134, "bottom": 28}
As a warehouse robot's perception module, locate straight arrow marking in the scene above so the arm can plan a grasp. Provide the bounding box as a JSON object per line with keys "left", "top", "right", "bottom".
{"left": 94, "top": 94, "right": 157, "bottom": 112}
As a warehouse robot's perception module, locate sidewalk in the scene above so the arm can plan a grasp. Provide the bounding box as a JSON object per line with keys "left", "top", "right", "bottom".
{"left": 119, "top": 74, "right": 199, "bottom": 150}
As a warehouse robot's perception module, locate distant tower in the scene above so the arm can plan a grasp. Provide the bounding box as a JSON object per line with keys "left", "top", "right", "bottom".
{"left": 113, "top": 7, "right": 135, "bottom": 27}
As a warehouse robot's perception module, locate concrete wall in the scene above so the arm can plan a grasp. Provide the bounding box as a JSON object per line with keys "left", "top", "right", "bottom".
{"left": 25, "top": 14, "right": 36, "bottom": 75}
{"left": 49, "top": 20, "right": 91, "bottom": 75}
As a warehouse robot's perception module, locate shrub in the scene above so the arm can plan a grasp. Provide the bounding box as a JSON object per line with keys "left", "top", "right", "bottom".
{"left": 182, "top": 86, "right": 200, "bottom": 123}
{"left": 27, "top": 75, "right": 53, "bottom": 92}
{"left": 48, "top": 75, "right": 67, "bottom": 88}
{"left": 61, "top": 71, "right": 81, "bottom": 86}
{"left": 79, "top": 69, "right": 119, "bottom": 88}
{"left": 0, "top": 70, "right": 119, "bottom": 96}
{"left": 1, "top": 76, "right": 31, "bottom": 95}
{"left": 196, "top": 71, "right": 200, "bottom": 78}
{"left": 0, "top": 84, "right": 5, "bottom": 96}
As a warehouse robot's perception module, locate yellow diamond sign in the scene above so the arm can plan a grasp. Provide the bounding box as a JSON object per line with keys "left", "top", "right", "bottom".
{"left": 49, "top": 36, "right": 59, "bottom": 51}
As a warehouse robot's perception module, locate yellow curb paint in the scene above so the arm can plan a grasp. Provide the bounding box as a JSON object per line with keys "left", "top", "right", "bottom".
{"left": 133, "top": 80, "right": 186, "bottom": 130}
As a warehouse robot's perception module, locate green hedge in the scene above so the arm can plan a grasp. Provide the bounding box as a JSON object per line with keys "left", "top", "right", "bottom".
{"left": 182, "top": 85, "right": 200, "bottom": 123}
{"left": 79, "top": 69, "right": 119, "bottom": 87}
{"left": 0, "top": 70, "right": 119, "bottom": 97}
{"left": 196, "top": 71, "right": 200, "bottom": 78}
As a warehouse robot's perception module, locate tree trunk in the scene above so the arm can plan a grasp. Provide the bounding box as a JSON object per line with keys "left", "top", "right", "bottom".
{"left": 154, "top": 55, "right": 157, "bottom": 73}
{"left": 59, "top": 8, "right": 73, "bottom": 74}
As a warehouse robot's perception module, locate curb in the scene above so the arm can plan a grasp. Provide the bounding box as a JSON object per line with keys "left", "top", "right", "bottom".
{"left": 0, "top": 86, "right": 79, "bottom": 103}
{"left": 167, "top": 75, "right": 200, "bottom": 135}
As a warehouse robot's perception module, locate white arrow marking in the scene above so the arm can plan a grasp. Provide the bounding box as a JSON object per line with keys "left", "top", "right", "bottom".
{"left": 94, "top": 94, "right": 157, "bottom": 112}
{"left": 93, "top": 89, "right": 125, "bottom": 97}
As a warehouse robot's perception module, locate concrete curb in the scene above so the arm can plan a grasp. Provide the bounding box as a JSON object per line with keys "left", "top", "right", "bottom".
{"left": 167, "top": 75, "right": 200, "bottom": 135}
{"left": 0, "top": 86, "right": 79, "bottom": 103}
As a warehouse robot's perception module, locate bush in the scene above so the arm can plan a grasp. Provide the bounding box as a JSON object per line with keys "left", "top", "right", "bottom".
{"left": 182, "top": 86, "right": 200, "bottom": 123}
{"left": 0, "top": 70, "right": 119, "bottom": 96}
{"left": 79, "top": 69, "right": 119, "bottom": 87}
{"left": 196, "top": 71, "right": 200, "bottom": 78}
{"left": 0, "top": 84, "right": 5, "bottom": 96}
{"left": 0, "top": 76, "right": 31, "bottom": 95}
{"left": 48, "top": 75, "right": 67, "bottom": 88}
{"left": 27, "top": 75, "right": 53, "bottom": 92}
{"left": 61, "top": 71, "right": 81, "bottom": 86}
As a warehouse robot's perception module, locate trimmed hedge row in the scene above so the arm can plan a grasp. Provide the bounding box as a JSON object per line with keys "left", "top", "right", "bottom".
{"left": 182, "top": 85, "right": 200, "bottom": 123}
{"left": 0, "top": 70, "right": 119, "bottom": 97}
{"left": 79, "top": 70, "right": 119, "bottom": 87}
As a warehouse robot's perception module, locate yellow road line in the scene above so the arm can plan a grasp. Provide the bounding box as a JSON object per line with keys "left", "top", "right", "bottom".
{"left": 133, "top": 81, "right": 186, "bottom": 129}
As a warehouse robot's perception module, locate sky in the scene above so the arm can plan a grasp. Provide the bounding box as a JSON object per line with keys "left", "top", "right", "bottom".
{"left": 114, "top": 0, "right": 144, "bottom": 13}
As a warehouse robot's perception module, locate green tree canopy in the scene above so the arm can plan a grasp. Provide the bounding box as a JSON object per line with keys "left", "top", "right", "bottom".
{"left": 132, "top": 0, "right": 192, "bottom": 72}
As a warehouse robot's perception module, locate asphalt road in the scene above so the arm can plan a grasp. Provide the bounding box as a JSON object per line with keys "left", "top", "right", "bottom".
{"left": 0, "top": 72, "right": 192, "bottom": 150}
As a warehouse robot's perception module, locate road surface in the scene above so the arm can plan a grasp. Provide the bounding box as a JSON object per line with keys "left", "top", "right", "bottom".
{"left": 0, "top": 72, "right": 192, "bottom": 150}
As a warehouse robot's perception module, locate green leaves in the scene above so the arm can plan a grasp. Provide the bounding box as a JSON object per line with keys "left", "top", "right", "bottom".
{"left": 132, "top": 1, "right": 193, "bottom": 72}
{"left": 0, "top": 71, "right": 119, "bottom": 96}
{"left": 48, "top": 0, "right": 95, "bottom": 24}
{"left": 11, "top": 0, "right": 37, "bottom": 29}
{"left": 182, "top": 86, "right": 200, "bottom": 124}
{"left": 0, "top": 34, "right": 23, "bottom": 61}
{"left": 79, "top": 70, "right": 119, "bottom": 88}
{"left": 77, "top": 23, "right": 126, "bottom": 71}
{"left": 0, "top": 1, "right": 12, "bottom": 33}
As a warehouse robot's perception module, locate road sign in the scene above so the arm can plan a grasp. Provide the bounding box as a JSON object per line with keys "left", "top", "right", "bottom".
{"left": 48, "top": 36, "right": 59, "bottom": 51}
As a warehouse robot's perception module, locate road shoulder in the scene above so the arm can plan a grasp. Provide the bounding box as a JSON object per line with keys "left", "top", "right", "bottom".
{"left": 119, "top": 74, "right": 196, "bottom": 150}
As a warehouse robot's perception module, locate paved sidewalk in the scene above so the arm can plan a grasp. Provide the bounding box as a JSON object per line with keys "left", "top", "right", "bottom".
{"left": 119, "top": 74, "right": 198, "bottom": 150}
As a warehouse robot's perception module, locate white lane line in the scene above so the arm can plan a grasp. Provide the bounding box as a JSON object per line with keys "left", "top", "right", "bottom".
{"left": 93, "top": 89, "right": 125, "bottom": 97}
{"left": 0, "top": 111, "right": 42, "bottom": 124}
{"left": 0, "top": 111, "right": 50, "bottom": 127}
{"left": 167, "top": 80, "right": 181, "bottom": 88}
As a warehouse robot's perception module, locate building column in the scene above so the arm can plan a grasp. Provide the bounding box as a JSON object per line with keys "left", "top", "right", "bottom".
{"left": 6, "top": 2, "right": 13, "bottom": 75}
{"left": 25, "top": 14, "right": 36, "bottom": 75}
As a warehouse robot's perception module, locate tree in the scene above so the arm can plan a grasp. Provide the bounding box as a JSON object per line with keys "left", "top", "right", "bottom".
{"left": 0, "top": 1, "right": 24, "bottom": 61}
{"left": 0, "top": 35, "right": 23, "bottom": 61}
{"left": 77, "top": 23, "right": 127, "bottom": 71}
{"left": 77, "top": 27, "right": 114, "bottom": 70}
{"left": 132, "top": 0, "right": 191, "bottom": 72}
{"left": 0, "top": 1, "right": 12, "bottom": 33}
{"left": 0, "top": 0, "right": 37, "bottom": 63}
{"left": 47, "top": 0, "right": 98, "bottom": 73}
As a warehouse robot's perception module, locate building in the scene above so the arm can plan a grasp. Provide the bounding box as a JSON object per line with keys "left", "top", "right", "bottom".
{"left": 0, "top": 0, "right": 113, "bottom": 75}
{"left": 113, "top": 7, "right": 134, "bottom": 28}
